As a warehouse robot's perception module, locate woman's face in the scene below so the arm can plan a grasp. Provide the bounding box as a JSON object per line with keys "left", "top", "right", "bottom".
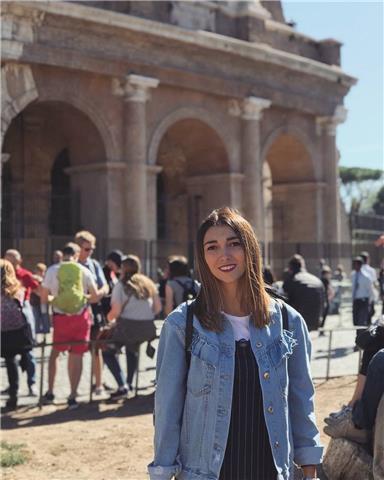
{"left": 203, "top": 225, "right": 245, "bottom": 286}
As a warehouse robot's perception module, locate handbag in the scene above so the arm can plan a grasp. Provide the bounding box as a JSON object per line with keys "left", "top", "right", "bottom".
{"left": 95, "top": 324, "right": 117, "bottom": 351}
{"left": 355, "top": 324, "right": 384, "bottom": 351}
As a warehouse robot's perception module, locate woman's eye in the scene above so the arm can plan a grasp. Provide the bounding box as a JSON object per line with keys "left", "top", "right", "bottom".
{"left": 229, "top": 241, "right": 241, "bottom": 247}
{"left": 206, "top": 245, "right": 217, "bottom": 251}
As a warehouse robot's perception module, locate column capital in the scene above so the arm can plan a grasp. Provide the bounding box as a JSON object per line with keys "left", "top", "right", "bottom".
{"left": 316, "top": 105, "right": 348, "bottom": 136}
{"left": 228, "top": 96, "right": 271, "bottom": 121}
{"left": 112, "top": 74, "right": 159, "bottom": 103}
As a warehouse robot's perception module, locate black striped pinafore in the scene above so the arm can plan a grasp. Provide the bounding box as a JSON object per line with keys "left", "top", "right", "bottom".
{"left": 220, "top": 340, "right": 277, "bottom": 480}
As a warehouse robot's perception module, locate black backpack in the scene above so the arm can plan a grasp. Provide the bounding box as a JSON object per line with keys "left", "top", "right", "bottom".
{"left": 174, "top": 279, "right": 198, "bottom": 308}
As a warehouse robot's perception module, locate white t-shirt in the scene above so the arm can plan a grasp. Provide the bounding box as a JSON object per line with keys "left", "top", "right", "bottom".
{"left": 111, "top": 281, "right": 155, "bottom": 321}
{"left": 42, "top": 261, "right": 96, "bottom": 297}
{"left": 223, "top": 312, "right": 250, "bottom": 341}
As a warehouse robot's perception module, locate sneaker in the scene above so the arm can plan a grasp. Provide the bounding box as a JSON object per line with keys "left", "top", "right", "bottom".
{"left": 109, "top": 387, "right": 128, "bottom": 401}
{"left": 94, "top": 387, "right": 104, "bottom": 396}
{"left": 28, "top": 385, "right": 38, "bottom": 397}
{"left": 323, "top": 411, "right": 368, "bottom": 444}
{"left": 324, "top": 405, "right": 352, "bottom": 425}
{"left": 67, "top": 398, "right": 79, "bottom": 410}
{"left": 4, "top": 397, "right": 17, "bottom": 411}
{"left": 42, "top": 391, "right": 55, "bottom": 405}
{"left": 1, "top": 387, "right": 10, "bottom": 395}
{"left": 103, "top": 383, "right": 114, "bottom": 392}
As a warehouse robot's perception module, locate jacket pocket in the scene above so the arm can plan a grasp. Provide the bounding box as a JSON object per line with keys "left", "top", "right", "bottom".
{"left": 187, "top": 333, "right": 219, "bottom": 397}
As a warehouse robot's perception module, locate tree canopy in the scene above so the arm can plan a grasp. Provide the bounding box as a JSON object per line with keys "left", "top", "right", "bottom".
{"left": 339, "top": 166, "right": 383, "bottom": 184}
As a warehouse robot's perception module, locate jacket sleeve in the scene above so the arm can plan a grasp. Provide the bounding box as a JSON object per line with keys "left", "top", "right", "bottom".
{"left": 286, "top": 306, "right": 324, "bottom": 466}
{"left": 148, "top": 310, "right": 187, "bottom": 480}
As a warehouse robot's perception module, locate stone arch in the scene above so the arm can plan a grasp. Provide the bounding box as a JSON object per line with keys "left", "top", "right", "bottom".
{"left": 261, "top": 124, "right": 320, "bottom": 180}
{"left": 38, "top": 91, "right": 119, "bottom": 163}
{"left": 1, "top": 63, "right": 39, "bottom": 143}
{"left": 261, "top": 126, "right": 323, "bottom": 270}
{"left": 148, "top": 106, "right": 236, "bottom": 169}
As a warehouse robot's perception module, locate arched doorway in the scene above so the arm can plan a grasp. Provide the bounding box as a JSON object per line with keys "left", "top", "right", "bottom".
{"left": 156, "top": 118, "right": 230, "bottom": 243}
{"left": 2, "top": 100, "right": 107, "bottom": 263}
{"left": 263, "top": 133, "right": 319, "bottom": 270}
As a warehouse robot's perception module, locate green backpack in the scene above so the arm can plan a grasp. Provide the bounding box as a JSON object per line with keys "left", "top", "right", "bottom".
{"left": 52, "top": 262, "right": 87, "bottom": 314}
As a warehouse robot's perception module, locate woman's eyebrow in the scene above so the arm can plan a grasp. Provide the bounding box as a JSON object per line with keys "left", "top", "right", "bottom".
{"left": 203, "top": 239, "right": 217, "bottom": 246}
{"left": 204, "top": 236, "right": 239, "bottom": 246}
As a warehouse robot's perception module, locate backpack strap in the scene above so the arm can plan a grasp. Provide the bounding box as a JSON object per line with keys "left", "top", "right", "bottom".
{"left": 185, "top": 301, "right": 194, "bottom": 369}
{"left": 280, "top": 301, "right": 289, "bottom": 331}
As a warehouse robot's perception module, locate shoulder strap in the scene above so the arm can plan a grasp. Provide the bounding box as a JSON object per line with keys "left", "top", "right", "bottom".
{"left": 281, "top": 302, "right": 289, "bottom": 331}
{"left": 185, "top": 301, "right": 194, "bottom": 369}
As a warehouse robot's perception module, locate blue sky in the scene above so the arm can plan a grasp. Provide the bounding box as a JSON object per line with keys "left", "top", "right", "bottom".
{"left": 282, "top": 1, "right": 383, "bottom": 171}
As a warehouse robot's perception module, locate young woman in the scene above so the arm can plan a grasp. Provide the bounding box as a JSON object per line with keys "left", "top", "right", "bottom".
{"left": 103, "top": 255, "right": 162, "bottom": 398}
{"left": 149, "top": 207, "right": 323, "bottom": 480}
{"left": 1, "top": 259, "right": 33, "bottom": 410}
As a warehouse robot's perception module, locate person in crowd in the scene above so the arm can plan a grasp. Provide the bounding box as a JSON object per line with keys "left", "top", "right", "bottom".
{"left": 31, "top": 263, "right": 50, "bottom": 336}
{"left": 325, "top": 317, "right": 384, "bottom": 422}
{"left": 262, "top": 265, "right": 275, "bottom": 286}
{"left": 319, "top": 266, "right": 335, "bottom": 335}
{"left": 1, "top": 259, "right": 34, "bottom": 411}
{"left": 4, "top": 249, "right": 40, "bottom": 396}
{"left": 360, "top": 251, "right": 378, "bottom": 321}
{"left": 283, "top": 254, "right": 325, "bottom": 332}
{"left": 157, "top": 266, "right": 169, "bottom": 319}
{"left": 75, "top": 230, "right": 109, "bottom": 395}
{"left": 333, "top": 264, "right": 346, "bottom": 281}
{"left": 164, "top": 255, "right": 200, "bottom": 317}
{"left": 379, "top": 261, "right": 384, "bottom": 315}
{"left": 324, "top": 348, "right": 384, "bottom": 453}
{"left": 101, "top": 250, "right": 123, "bottom": 318}
{"left": 352, "top": 256, "right": 374, "bottom": 342}
{"left": 149, "top": 207, "right": 323, "bottom": 480}
{"left": 41, "top": 243, "right": 102, "bottom": 409}
{"left": 52, "top": 250, "right": 63, "bottom": 264}
{"left": 103, "top": 255, "right": 161, "bottom": 399}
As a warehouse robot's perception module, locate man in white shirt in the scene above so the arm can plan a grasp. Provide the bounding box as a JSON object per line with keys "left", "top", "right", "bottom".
{"left": 352, "top": 256, "right": 374, "bottom": 343}
{"left": 360, "top": 251, "right": 378, "bottom": 321}
{"left": 40, "top": 242, "right": 102, "bottom": 409}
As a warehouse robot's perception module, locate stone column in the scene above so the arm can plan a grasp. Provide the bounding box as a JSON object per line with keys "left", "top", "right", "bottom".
{"left": 317, "top": 105, "right": 347, "bottom": 243}
{"left": 229, "top": 96, "right": 271, "bottom": 240}
{"left": 112, "top": 74, "right": 159, "bottom": 239}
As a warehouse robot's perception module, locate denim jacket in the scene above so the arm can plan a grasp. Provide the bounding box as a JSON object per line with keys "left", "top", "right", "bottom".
{"left": 148, "top": 299, "right": 323, "bottom": 480}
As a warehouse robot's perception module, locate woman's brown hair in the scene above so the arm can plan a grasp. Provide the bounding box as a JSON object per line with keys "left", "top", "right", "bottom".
{"left": 124, "top": 273, "right": 157, "bottom": 300}
{"left": 1, "top": 258, "right": 22, "bottom": 299}
{"left": 194, "top": 207, "right": 271, "bottom": 331}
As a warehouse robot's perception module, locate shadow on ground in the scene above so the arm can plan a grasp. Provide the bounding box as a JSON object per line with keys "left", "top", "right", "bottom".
{"left": 314, "top": 347, "right": 357, "bottom": 360}
{"left": 1, "top": 392, "right": 154, "bottom": 430}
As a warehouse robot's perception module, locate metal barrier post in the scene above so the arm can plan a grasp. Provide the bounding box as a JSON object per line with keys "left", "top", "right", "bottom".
{"left": 89, "top": 341, "right": 94, "bottom": 403}
{"left": 38, "top": 340, "right": 46, "bottom": 410}
{"left": 135, "top": 347, "right": 140, "bottom": 397}
{"left": 326, "top": 330, "right": 333, "bottom": 381}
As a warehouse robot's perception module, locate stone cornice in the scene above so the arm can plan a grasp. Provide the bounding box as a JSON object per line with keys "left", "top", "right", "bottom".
{"left": 272, "top": 181, "right": 327, "bottom": 192}
{"left": 316, "top": 105, "right": 348, "bottom": 136}
{"left": 187, "top": 173, "right": 244, "bottom": 185}
{"left": 4, "top": 1, "right": 357, "bottom": 87}
{"left": 65, "top": 162, "right": 126, "bottom": 175}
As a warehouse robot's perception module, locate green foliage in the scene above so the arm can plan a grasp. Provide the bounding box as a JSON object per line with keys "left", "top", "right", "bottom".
{"left": 339, "top": 166, "right": 383, "bottom": 215}
{"left": 373, "top": 186, "right": 384, "bottom": 215}
{"left": 339, "top": 166, "right": 383, "bottom": 184}
{"left": 0, "top": 441, "right": 28, "bottom": 468}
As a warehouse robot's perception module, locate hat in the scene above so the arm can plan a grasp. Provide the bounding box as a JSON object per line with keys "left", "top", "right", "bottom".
{"left": 352, "top": 256, "right": 363, "bottom": 264}
{"left": 106, "top": 250, "right": 124, "bottom": 267}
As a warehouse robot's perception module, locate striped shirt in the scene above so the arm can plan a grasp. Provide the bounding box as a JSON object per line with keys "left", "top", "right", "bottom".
{"left": 220, "top": 340, "right": 277, "bottom": 480}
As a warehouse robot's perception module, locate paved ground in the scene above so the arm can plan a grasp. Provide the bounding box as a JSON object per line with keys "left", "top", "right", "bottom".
{"left": 1, "top": 289, "right": 378, "bottom": 409}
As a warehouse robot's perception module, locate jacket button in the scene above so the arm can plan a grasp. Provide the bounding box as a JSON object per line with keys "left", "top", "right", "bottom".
{"left": 267, "top": 406, "right": 274, "bottom": 414}
{"left": 274, "top": 441, "right": 279, "bottom": 448}
{"left": 256, "top": 342, "right": 263, "bottom": 348}
{"left": 263, "top": 371, "right": 270, "bottom": 380}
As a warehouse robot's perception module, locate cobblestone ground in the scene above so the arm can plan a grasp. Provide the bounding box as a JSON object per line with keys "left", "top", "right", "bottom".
{"left": 1, "top": 297, "right": 378, "bottom": 408}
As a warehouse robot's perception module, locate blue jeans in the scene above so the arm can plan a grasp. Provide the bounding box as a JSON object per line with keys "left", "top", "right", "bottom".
{"left": 103, "top": 348, "right": 138, "bottom": 389}
{"left": 353, "top": 349, "right": 384, "bottom": 430}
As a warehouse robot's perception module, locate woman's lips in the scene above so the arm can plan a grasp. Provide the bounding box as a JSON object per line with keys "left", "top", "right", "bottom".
{"left": 218, "top": 264, "right": 236, "bottom": 272}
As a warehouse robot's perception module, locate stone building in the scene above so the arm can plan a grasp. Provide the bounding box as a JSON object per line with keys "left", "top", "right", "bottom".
{"left": 1, "top": 1, "right": 356, "bottom": 271}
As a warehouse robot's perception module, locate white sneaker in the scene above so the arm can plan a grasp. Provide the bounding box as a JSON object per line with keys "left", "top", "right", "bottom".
{"left": 324, "top": 405, "right": 352, "bottom": 425}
